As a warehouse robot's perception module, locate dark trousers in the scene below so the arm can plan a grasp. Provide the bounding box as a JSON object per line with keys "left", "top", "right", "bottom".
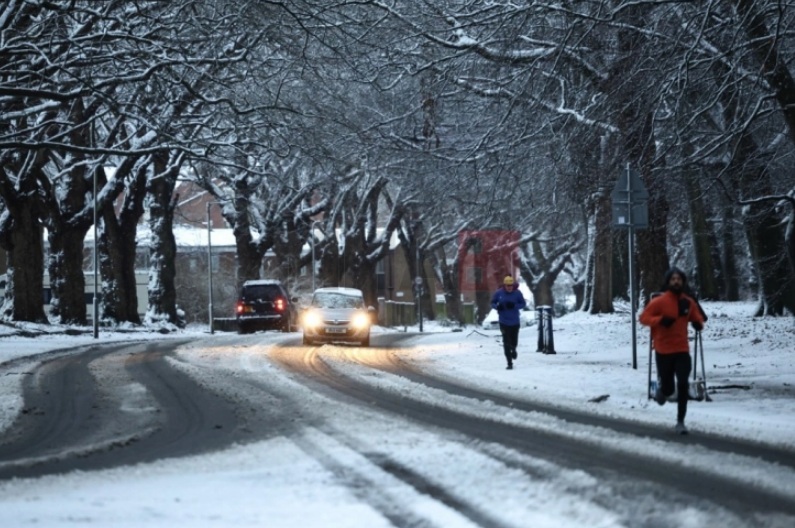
{"left": 656, "top": 351, "right": 692, "bottom": 422}
{"left": 499, "top": 323, "right": 520, "bottom": 363}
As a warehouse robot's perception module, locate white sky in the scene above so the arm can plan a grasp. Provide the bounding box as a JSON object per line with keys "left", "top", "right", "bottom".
{"left": 0, "top": 301, "right": 793, "bottom": 527}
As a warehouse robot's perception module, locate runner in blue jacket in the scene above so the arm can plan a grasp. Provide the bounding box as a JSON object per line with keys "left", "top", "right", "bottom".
{"left": 491, "top": 276, "right": 527, "bottom": 369}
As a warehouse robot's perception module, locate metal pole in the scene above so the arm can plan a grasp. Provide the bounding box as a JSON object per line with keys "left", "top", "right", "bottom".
{"left": 416, "top": 243, "right": 423, "bottom": 332}
{"left": 311, "top": 220, "right": 319, "bottom": 291}
{"left": 627, "top": 164, "right": 637, "bottom": 369}
{"left": 93, "top": 168, "right": 99, "bottom": 339}
{"left": 207, "top": 202, "right": 214, "bottom": 334}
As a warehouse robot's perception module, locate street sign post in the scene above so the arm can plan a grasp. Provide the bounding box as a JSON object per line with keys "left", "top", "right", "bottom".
{"left": 612, "top": 164, "right": 649, "bottom": 370}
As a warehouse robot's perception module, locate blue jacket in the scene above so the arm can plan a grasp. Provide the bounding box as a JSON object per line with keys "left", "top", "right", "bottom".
{"left": 491, "top": 287, "right": 527, "bottom": 326}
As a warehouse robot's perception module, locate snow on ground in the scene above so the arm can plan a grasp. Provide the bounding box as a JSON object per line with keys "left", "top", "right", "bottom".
{"left": 0, "top": 301, "right": 793, "bottom": 527}
{"left": 396, "top": 301, "right": 795, "bottom": 447}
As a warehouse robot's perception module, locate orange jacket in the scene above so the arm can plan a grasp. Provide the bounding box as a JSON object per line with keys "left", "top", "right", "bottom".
{"left": 639, "top": 291, "right": 705, "bottom": 354}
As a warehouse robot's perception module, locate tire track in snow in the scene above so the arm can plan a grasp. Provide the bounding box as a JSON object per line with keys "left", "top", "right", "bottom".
{"left": 190, "top": 345, "right": 486, "bottom": 528}
{"left": 268, "top": 345, "right": 504, "bottom": 528}
{"left": 0, "top": 340, "right": 240, "bottom": 479}
{"left": 269, "top": 343, "right": 795, "bottom": 523}
{"left": 358, "top": 346, "right": 795, "bottom": 470}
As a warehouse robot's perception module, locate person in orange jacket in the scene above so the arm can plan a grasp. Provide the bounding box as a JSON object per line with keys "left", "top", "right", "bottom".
{"left": 639, "top": 267, "right": 706, "bottom": 435}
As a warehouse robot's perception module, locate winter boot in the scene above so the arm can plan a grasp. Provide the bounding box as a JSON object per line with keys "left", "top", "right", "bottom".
{"left": 675, "top": 421, "right": 688, "bottom": 435}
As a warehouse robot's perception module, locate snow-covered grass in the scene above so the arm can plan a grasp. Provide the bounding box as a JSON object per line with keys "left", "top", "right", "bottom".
{"left": 396, "top": 301, "right": 795, "bottom": 447}
{"left": 0, "top": 301, "right": 793, "bottom": 527}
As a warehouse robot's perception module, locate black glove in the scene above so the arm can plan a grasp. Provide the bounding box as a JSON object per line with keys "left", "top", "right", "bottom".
{"left": 505, "top": 301, "right": 515, "bottom": 310}
{"left": 678, "top": 298, "right": 690, "bottom": 317}
{"left": 495, "top": 303, "right": 504, "bottom": 312}
{"left": 660, "top": 316, "right": 675, "bottom": 328}
{"left": 692, "top": 321, "right": 703, "bottom": 331}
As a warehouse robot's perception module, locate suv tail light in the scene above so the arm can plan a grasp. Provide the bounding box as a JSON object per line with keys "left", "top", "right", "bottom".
{"left": 236, "top": 302, "right": 250, "bottom": 314}
{"left": 275, "top": 298, "right": 285, "bottom": 311}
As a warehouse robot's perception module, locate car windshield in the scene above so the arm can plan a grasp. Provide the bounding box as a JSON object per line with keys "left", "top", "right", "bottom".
{"left": 312, "top": 292, "right": 364, "bottom": 309}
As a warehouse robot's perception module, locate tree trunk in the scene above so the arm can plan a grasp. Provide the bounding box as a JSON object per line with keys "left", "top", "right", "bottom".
{"left": 97, "top": 161, "right": 147, "bottom": 325}
{"left": 579, "top": 235, "right": 594, "bottom": 312}
{"left": 745, "top": 202, "right": 795, "bottom": 315}
{"left": 145, "top": 153, "right": 181, "bottom": 326}
{"left": 271, "top": 210, "right": 308, "bottom": 284}
{"left": 786, "top": 204, "right": 795, "bottom": 282}
{"left": 1, "top": 199, "right": 46, "bottom": 323}
{"left": 588, "top": 190, "right": 614, "bottom": 314}
{"left": 420, "top": 256, "right": 435, "bottom": 321}
{"left": 631, "top": 147, "right": 669, "bottom": 300}
{"left": 399, "top": 240, "right": 434, "bottom": 321}
{"left": 612, "top": 232, "right": 629, "bottom": 300}
{"left": 729, "top": 132, "right": 795, "bottom": 315}
{"left": 721, "top": 199, "right": 741, "bottom": 301}
{"left": 430, "top": 246, "right": 463, "bottom": 324}
{"left": 683, "top": 166, "right": 723, "bottom": 300}
{"left": 47, "top": 227, "right": 89, "bottom": 325}
{"left": 531, "top": 275, "right": 554, "bottom": 308}
{"left": 319, "top": 239, "right": 343, "bottom": 288}
{"left": 357, "top": 263, "right": 379, "bottom": 308}
{"left": 572, "top": 279, "right": 585, "bottom": 311}
{"left": 99, "top": 203, "right": 143, "bottom": 324}
{"left": 731, "top": 0, "right": 795, "bottom": 314}
{"left": 232, "top": 175, "right": 269, "bottom": 289}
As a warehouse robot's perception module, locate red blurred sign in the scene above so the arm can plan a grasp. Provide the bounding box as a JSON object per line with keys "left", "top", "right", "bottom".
{"left": 457, "top": 230, "right": 520, "bottom": 295}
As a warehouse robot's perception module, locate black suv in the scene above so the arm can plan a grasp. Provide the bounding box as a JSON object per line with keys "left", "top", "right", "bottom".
{"left": 235, "top": 280, "right": 297, "bottom": 334}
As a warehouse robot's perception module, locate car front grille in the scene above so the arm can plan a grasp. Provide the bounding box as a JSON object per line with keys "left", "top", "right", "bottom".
{"left": 323, "top": 319, "right": 350, "bottom": 325}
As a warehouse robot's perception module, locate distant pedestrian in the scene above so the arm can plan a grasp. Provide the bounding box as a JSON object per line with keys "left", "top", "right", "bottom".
{"left": 639, "top": 267, "right": 706, "bottom": 435}
{"left": 491, "top": 275, "right": 527, "bottom": 370}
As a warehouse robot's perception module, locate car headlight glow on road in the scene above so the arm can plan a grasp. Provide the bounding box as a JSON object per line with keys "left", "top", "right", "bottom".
{"left": 352, "top": 312, "right": 370, "bottom": 330}
{"left": 303, "top": 310, "right": 322, "bottom": 329}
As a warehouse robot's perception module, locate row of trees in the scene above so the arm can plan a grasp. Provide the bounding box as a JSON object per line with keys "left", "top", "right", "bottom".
{"left": 1, "top": 0, "right": 794, "bottom": 328}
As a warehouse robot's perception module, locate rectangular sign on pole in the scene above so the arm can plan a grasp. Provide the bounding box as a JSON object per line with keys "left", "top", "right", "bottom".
{"left": 611, "top": 166, "right": 649, "bottom": 229}
{"left": 612, "top": 202, "right": 649, "bottom": 228}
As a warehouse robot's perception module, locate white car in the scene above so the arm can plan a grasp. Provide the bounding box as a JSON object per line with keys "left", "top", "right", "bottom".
{"left": 481, "top": 307, "right": 535, "bottom": 330}
{"left": 301, "top": 287, "right": 375, "bottom": 347}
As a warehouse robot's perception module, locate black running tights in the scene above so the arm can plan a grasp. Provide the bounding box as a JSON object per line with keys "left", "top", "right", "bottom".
{"left": 656, "top": 351, "right": 692, "bottom": 422}
{"left": 499, "top": 323, "right": 520, "bottom": 362}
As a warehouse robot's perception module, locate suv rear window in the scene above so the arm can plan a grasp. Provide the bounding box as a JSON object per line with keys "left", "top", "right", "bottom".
{"left": 241, "top": 285, "right": 282, "bottom": 300}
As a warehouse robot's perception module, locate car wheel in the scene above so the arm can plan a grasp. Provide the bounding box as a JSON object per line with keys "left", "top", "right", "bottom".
{"left": 280, "top": 319, "right": 290, "bottom": 333}
{"left": 302, "top": 334, "right": 313, "bottom": 346}
{"left": 360, "top": 334, "right": 370, "bottom": 347}
{"left": 238, "top": 322, "right": 249, "bottom": 334}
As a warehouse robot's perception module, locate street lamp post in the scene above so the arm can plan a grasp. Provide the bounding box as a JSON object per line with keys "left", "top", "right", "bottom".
{"left": 310, "top": 220, "right": 320, "bottom": 291}
{"left": 414, "top": 221, "right": 423, "bottom": 333}
{"left": 93, "top": 167, "right": 99, "bottom": 339}
{"left": 207, "top": 201, "right": 222, "bottom": 334}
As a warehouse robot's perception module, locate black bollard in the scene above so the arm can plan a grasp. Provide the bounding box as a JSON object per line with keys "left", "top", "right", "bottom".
{"left": 536, "top": 305, "right": 556, "bottom": 354}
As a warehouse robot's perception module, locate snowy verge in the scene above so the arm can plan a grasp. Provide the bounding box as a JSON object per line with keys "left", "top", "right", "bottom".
{"left": 392, "top": 301, "right": 795, "bottom": 449}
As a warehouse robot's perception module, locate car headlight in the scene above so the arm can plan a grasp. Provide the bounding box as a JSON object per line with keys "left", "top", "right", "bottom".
{"left": 303, "top": 310, "right": 322, "bottom": 328}
{"left": 352, "top": 312, "right": 370, "bottom": 330}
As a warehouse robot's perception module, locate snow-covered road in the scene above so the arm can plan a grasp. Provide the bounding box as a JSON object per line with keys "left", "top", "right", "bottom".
{"left": 1, "top": 301, "right": 794, "bottom": 527}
